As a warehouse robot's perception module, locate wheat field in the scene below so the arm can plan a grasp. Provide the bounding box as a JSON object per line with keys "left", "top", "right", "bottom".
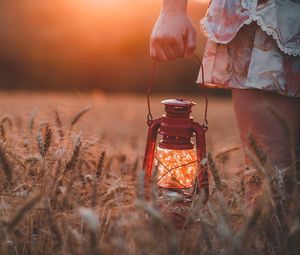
{"left": 0, "top": 92, "right": 299, "bottom": 255}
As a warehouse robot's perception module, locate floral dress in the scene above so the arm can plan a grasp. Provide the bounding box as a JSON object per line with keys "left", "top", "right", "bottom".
{"left": 197, "top": 0, "right": 300, "bottom": 97}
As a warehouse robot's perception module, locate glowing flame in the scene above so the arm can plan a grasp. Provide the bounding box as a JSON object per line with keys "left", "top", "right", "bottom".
{"left": 155, "top": 147, "right": 198, "bottom": 189}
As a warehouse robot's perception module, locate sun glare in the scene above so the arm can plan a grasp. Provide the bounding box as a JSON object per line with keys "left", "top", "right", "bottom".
{"left": 73, "top": 0, "right": 156, "bottom": 10}
{"left": 77, "top": 0, "right": 123, "bottom": 8}
{"left": 195, "top": 0, "right": 210, "bottom": 3}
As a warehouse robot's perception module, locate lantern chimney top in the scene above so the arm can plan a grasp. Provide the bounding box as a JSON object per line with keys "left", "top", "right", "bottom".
{"left": 161, "top": 98, "right": 195, "bottom": 107}
{"left": 161, "top": 98, "right": 195, "bottom": 118}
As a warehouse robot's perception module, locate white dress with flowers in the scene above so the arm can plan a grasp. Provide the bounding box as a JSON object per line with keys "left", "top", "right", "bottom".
{"left": 197, "top": 0, "right": 300, "bottom": 97}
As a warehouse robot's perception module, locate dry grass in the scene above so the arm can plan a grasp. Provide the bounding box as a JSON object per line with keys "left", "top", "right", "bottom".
{"left": 0, "top": 92, "right": 299, "bottom": 255}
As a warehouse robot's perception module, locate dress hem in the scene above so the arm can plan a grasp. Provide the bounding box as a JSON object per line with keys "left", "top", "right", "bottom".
{"left": 196, "top": 82, "right": 300, "bottom": 98}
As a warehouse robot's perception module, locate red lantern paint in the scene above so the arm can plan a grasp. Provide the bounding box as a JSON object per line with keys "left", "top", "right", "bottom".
{"left": 142, "top": 56, "right": 209, "bottom": 229}
{"left": 143, "top": 98, "right": 209, "bottom": 196}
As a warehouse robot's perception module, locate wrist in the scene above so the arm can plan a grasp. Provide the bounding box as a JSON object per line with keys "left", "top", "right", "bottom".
{"left": 161, "top": 0, "right": 188, "bottom": 14}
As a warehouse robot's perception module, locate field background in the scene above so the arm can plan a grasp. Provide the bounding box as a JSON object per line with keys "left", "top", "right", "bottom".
{"left": 0, "top": 91, "right": 247, "bottom": 255}
{"left": 0, "top": 92, "right": 242, "bottom": 172}
{"left": 1, "top": 92, "right": 298, "bottom": 255}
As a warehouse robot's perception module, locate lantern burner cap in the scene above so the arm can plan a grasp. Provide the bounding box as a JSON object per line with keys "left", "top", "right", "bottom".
{"left": 161, "top": 98, "right": 195, "bottom": 107}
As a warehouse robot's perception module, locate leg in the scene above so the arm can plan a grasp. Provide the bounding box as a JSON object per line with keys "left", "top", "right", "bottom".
{"left": 233, "top": 89, "right": 299, "bottom": 167}
{"left": 232, "top": 89, "right": 300, "bottom": 204}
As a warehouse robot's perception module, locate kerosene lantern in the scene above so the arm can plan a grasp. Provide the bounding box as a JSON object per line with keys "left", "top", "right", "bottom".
{"left": 143, "top": 96, "right": 209, "bottom": 228}
{"left": 142, "top": 58, "right": 209, "bottom": 228}
{"left": 143, "top": 98, "right": 209, "bottom": 197}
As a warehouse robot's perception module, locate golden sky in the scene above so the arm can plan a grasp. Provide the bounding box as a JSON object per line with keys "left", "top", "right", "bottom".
{"left": 0, "top": 0, "right": 210, "bottom": 91}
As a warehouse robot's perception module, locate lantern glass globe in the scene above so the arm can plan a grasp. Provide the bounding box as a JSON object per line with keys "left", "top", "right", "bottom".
{"left": 155, "top": 146, "right": 198, "bottom": 189}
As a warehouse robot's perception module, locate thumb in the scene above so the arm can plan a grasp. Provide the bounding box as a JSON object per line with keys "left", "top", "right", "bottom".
{"left": 184, "top": 27, "right": 196, "bottom": 58}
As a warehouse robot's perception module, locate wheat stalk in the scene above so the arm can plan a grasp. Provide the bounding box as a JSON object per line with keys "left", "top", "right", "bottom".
{"left": 64, "top": 134, "right": 81, "bottom": 173}
{"left": 208, "top": 153, "right": 223, "bottom": 192}
{"left": 91, "top": 177, "right": 98, "bottom": 208}
{"left": 96, "top": 151, "right": 105, "bottom": 178}
{"left": 54, "top": 110, "right": 64, "bottom": 142}
{"left": 0, "top": 115, "right": 12, "bottom": 141}
{"left": 131, "top": 157, "right": 139, "bottom": 173}
{"left": 0, "top": 115, "right": 13, "bottom": 127}
{"left": 5, "top": 192, "right": 43, "bottom": 231}
{"left": 0, "top": 141, "right": 12, "bottom": 184}
{"left": 136, "top": 199, "right": 179, "bottom": 255}
{"left": 70, "top": 106, "right": 90, "bottom": 129}
{"left": 0, "top": 124, "right": 5, "bottom": 141}
{"left": 37, "top": 123, "right": 52, "bottom": 158}
{"left": 44, "top": 124, "right": 52, "bottom": 156}
{"left": 247, "top": 133, "right": 267, "bottom": 167}
{"left": 137, "top": 171, "right": 145, "bottom": 200}
{"left": 29, "top": 110, "right": 36, "bottom": 134}
{"left": 45, "top": 202, "right": 63, "bottom": 252}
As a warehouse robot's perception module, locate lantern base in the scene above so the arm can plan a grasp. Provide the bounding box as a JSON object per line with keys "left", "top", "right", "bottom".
{"left": 157, "top": 185, "right": 195, "bottom": 194}
{"left": 156, "top": 188, "right": 193, "bottom": 229}
{"left": 157, "top": 183, "right": 193, "bottom": 189}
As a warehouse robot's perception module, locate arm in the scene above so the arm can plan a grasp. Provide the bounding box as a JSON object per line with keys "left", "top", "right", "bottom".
{"left": 150, "top": 0, "right": 196, "bottom": 62}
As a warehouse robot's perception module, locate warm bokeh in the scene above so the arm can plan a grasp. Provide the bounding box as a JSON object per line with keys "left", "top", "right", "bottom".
{"left": 0, "top": 0, "right": 211, "bottom": 92}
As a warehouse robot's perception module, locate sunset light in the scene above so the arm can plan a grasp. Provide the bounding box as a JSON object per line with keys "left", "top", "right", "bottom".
{"left": 1, "top": 0, "right": 298, "bottom": 253}
{"left": 0, "top": 0, "right": 208, "bottom": 91}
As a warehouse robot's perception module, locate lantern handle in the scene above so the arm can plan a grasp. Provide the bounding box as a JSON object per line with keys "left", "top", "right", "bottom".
{"left": 146, "top": 53, "right": 208, "bottom": 126}
{"left": 147, "top": 61, "right": 157, "bottom": 125}
{"left": 192, "top": 53, "right": 208, "bottom": 129}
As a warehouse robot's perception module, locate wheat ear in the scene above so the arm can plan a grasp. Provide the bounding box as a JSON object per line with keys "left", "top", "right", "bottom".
{"left": 0, "top": 141, "right": 12, "bottom": 183}
{"left": 96, "top": 151, "right": 105, "bottom": 178}
{"left": 64, "top": 134, "right": 81, "bottom": 173}
{"left": 70, "top": 106, "right": 90, "bottom": 129}
{"left": 54, "top": 110, "right": 64, "bottom": 142}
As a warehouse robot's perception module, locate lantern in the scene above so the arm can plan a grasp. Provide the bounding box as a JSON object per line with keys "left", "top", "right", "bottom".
{"left": 143, "top": 98, "right": 209, "bottom": 198}
{"left": 142, "top": 97, "right": 208, "bottom": 228}
{"left": 142, "top": 58, "right": 209, "bottom": 228}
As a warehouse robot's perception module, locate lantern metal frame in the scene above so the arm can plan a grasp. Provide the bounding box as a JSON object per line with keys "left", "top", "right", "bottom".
{"left": 143, "top": 56, "right": 209, "bottom": 199}
{"left": 143, "top": 99, "right": 209, "bottom": 197}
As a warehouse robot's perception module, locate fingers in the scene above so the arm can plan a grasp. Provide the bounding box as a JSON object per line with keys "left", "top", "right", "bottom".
{"left": 150, "top": 37, "right": 184, "bottom": 62}
{"left": 162, "top": 44, "right": 177, "bottom": 60}
{"left": 155, "top": 45, "right": 168, "bottom": 62}
{"left": 150, "top": 43, "right": 159, "bottom": 60}
{"left": 171, "top": 39, "right": 184, "bottom": 58}
{"left": 150, "top": 32, "right": 196, "bottom": 62}
{"left": 149, "top": 16, "right": 197, "bottom": 61}
{"left": 184, "top": 26, "right": 197, "bottom": 58}
{"left": 150, "top": 42, "right": 168, "bottom": 61}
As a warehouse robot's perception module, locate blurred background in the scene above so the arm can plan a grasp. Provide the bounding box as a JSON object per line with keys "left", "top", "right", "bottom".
{"left": 0, "top": 0, "right": 230, "bottom": 95}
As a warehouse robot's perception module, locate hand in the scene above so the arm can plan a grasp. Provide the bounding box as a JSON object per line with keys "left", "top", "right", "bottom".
{"left": 150, "top": 9, "right": 197, "bottom": 61}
